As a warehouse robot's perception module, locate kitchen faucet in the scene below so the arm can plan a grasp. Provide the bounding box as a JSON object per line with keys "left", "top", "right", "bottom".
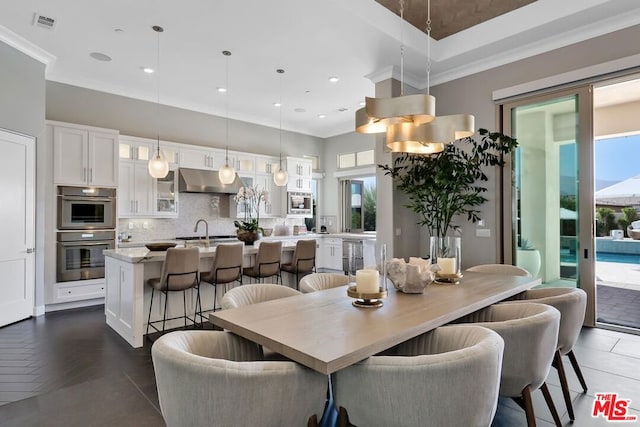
{"left": 194, "top": 219, "right": 210, "bottom": 247}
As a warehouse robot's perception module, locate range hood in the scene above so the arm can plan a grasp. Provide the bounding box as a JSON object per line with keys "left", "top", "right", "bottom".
{"left": 178, "top": 168, "right": 243, "bottom": 194}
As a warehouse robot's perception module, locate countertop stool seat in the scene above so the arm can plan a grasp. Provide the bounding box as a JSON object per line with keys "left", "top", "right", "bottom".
{"left": 145, "top": 247, "right": 200, "bottom": 338}
{"left": 281, "top": 239, "right": 316, "bottom": 290}
{"left": 199, "top": 242, "right": 244, "bottom": 318}
{"left": 243, "top": 241, "right": 283, "bottom": 284}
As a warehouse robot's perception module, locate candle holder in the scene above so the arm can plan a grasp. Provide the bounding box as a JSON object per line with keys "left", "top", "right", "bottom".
{"left": 347, "top": 285, "right": 387, "bottom": 308}
{"left": 434, "top": 272, "right": 463, "bottom": 285}
{"left": 431, "top": 236, "right": 462, "bottom": 285}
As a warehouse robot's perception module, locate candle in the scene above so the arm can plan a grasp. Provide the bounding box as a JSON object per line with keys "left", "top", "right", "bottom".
{"left": 356, "top": 269, "right": 379, "bottom": 294}
{"left": 437, "top": 257, "right": 457, "bottom": 275}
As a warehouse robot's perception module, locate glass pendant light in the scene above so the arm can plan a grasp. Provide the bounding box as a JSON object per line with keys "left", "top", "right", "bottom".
{"left": 148, "top": 25, "right": 169, "bottom": 178}
{"left": 218, "top": 50, "right": 236, "bottom": 185}
{"left": 273, "top": 68, "right": 288, "bottom": 186}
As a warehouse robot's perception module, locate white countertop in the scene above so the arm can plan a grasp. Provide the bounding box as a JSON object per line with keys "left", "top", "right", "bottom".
{"left": 105, "top": 242, "right": 297, "bottom": 263}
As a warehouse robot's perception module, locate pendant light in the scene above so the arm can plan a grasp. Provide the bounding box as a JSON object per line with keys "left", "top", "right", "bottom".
{"left": 273, "top": 68, "right": 288, "bottom": 186}
{"left": 218, "top": 50, "right": 236, "bottom": 185}
{"left": 148, "top": 25, "right": 169, "bottom": 178}
{"left": 355, "top": 0, "right": 475, "bottom": 154}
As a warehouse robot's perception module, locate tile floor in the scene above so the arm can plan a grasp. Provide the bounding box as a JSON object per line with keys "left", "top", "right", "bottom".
{"left": 0, "top": 306, "right": 639, "bottom": 426}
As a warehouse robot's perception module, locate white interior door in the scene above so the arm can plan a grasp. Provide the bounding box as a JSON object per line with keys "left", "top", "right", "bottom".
{"left": 0, "top": 129, "right": 35, "bottom": 327}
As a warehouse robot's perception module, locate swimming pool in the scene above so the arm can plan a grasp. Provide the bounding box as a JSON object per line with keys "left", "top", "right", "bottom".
{"left": 561, "top": 252, "right": 640, "bottom": 264}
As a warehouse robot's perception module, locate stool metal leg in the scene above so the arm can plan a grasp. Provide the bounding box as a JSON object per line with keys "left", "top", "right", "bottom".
{"left": 162, "top": 290, "right": 169, "bottom": 333}
{"left": 146, "top": 289, "right": 155, "bottom": 336}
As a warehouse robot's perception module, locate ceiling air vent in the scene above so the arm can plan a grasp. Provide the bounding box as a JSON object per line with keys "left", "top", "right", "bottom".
{"left": 33, "top": 13, "right": 56, "bottom": 30}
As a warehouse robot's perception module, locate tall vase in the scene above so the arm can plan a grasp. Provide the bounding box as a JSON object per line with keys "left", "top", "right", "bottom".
{"left": 430, "top": 236, "right": 462, "bottom": 283}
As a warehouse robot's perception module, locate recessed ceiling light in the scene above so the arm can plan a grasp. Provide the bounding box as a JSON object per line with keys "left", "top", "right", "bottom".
{"left": 338, "top": 107, "right": 348, "bottom": 112}
{"left": 217, "top": 87, "right": 227, "bottom": 93}
{"left": 328, "top": 76, "right": 340, "bottom": 83}
{"left": 305, "top": 90, "right": 312, "bottom": 94}
{"left": 90, "top": 52, "right": 112, "bottom": 62}
{"left": 318, "top": 114, "right": 326, "bottom": 119}
{"left": 114, "top": 28, "right": 124, "bottom": 33}
{"left": 142, "top": 67, "right": 154, "bottom": 74}
{"left": 273, "top": 102, "right": 282, "bottom": 107}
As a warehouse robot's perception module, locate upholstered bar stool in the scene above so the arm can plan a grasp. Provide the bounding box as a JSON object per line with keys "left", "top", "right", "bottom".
{"left": 243, "top": 240, "right": 283, "bottom": 284}
{"left": 503, "top": 287, "right": 588, "bottom": 421}
{"left": 152, "top": 330, "right": 326, "bottom": 427}
{"left": 200, "top": 242, "right": 244, "bottom": 315}
{"left": 299, "top": 273, "right": 349, "bottom": 293}
{"left": 145, "top": 247, "right": 200, "bottom": 337}
{"left": 334, "top": 325, "right": 505, "bottom": 427}
{"left": 453, "top": 303, "right": 562, "bottom": 427}
{"left": 281, "top": 239, "right": 316, "bottom": 290}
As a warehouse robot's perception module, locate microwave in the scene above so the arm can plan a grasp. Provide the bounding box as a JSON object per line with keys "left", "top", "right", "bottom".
{"left": 57, "top": 186, "right": 117, "bottom": 230}
{"left": 287, "top": 192, "right": 312, "bottom": 215}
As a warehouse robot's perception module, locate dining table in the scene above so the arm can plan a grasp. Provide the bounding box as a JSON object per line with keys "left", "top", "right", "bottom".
{"left": 209, "top": 271, "right": 541, "bottom": 374}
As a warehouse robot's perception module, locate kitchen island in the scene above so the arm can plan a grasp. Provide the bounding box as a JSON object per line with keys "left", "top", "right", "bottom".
{"left": 104, "top": 243, "right": 296, "bottom": 348}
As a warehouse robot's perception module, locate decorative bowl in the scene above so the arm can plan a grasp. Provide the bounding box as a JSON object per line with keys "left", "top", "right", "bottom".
{"left": 262, "top": 228, "right": 273, "bottom": 237}
{"left": 145, "top": 242, "right": 177, "bottom": 251}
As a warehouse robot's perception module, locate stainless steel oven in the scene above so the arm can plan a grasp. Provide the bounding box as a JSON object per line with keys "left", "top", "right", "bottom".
{"left": 56, "top": 231, "right": 115, "bottom": 282}
{"left": 57, "top": 186, "right": 116, "bottom": 230}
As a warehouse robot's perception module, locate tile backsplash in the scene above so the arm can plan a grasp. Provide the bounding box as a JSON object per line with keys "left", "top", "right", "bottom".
{"left": 118, "top": 193, "right": 302, "bottom": 241}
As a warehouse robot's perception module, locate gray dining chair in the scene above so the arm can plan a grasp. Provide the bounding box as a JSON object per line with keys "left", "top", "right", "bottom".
{"left": 299, "top": 273, "right": 349, "bottom": 293}
{"left": 152, "top": 330, "right": 326, "bottom": 427}
{"left": 334, "top": 325, "right": 505, "bottom": 427}
{"left": 502, "top": 287, "right": 588, "bottom": 421}
{"left": 453, "top": 302, "right": 562, "bottom": 427}
{"left": 466, "top": 263, "right": 532, "bottom": 277}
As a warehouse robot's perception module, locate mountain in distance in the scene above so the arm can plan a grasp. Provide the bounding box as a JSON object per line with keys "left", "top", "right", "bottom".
{"left": 559, "top": 176, "right": 622, "bottom": 194}
{"left": 595, "top": 178, "right": 622, "bottom": 191}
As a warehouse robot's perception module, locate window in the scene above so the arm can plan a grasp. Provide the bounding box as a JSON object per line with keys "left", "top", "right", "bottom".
{"left": 338, "top": 149, "right": 375, "bottom": 169}
{"left": 341, "top": 176, "right": 376, "bottom": 232}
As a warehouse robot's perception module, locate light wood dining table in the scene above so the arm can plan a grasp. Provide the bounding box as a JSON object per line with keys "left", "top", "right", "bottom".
{"left": 209, "top": 271, "right": 540, "bottom": 374}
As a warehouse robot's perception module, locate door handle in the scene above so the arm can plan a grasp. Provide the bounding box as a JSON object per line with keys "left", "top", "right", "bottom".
{"left": 25, "top": 248, "right": 35, "bottom": 253}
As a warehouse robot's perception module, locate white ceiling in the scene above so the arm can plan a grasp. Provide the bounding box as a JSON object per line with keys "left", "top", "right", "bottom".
{"left": 2, "top": 0, "right": 640, "bottom": 138}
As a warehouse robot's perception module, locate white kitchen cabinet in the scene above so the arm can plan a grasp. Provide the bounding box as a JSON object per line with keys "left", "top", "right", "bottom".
{"left": 320, "top": 237, "right": 343, "bottom": 271}
{"left": 118, "top": 160, "right": 154, "bottom": 216}
{"left": 255, "top": 156, "right": 281, "bottom": 174}
{"left": 232, "top": 153, "right": 255, "bottom": 174}
{"left": 52, "top": 123, "right": 119, "bottom": 187}
{"left": 154, "top": 168, "right": 178, "bottom": 217}
{"left": 180, "top": 146, "right": 222, "bottom": 170}
{"left": 51, "top": 279, "right": 106, "bottom": 304}
{"left": 255, "top": 173, "right": 281, "bottom": 217}
{"left": 286, "top": 156, "right": 313, "bottom": 193}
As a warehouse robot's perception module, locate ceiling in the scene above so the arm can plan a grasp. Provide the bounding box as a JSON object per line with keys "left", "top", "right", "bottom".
{"left": 1, "top": 0, "right": 640, "bottom": 139}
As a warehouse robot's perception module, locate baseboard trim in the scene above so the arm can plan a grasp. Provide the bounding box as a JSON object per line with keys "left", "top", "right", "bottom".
{"left": 45, "top": 298, "right": 105, "bottom": 313}
{"left": 33, "top": 305, "right": 45, "bottom": 317}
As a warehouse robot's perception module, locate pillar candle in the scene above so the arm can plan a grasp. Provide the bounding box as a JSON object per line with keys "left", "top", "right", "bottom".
{"left": 356, "top": 269, "right": 379, "bottom": 293}
{"left": 437, "top": 257, "right": 457, "bottom": 275}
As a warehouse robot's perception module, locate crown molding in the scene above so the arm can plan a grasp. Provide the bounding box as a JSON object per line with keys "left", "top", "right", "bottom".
{"left": 0, "top": 24, "right": 56, "bottom": 67}
{"left": 365, "top": 65, "right": 424, "bottom": 90}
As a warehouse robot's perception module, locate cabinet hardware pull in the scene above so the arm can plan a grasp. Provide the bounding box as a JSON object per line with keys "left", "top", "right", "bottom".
{"left": 89, "top": 168, "right": 93, "bottom": 182}
{"left": 83, "top": 167, "right": 87, "bottom": 182}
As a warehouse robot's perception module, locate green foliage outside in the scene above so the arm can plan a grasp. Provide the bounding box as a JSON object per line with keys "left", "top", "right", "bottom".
{"left": 619, "top": 207, "right": 639, "bottom": 237}
{"left": 363, "top": 185, "right": 376, "bottom": 231}
{"left": 560, "top": 195, "right": 577, "bottom": 212}
{"left": 596, "top": 207, "right": 617, "bottom": 237}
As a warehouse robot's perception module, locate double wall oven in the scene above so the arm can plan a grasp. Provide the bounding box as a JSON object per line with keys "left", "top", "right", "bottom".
{"left": 56, "top": 186, "right": 116, "bottom": 282}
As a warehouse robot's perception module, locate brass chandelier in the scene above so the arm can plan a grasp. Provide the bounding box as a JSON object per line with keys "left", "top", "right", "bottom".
{"left": 355, "top": 0, "right": 474, "bottom": 154}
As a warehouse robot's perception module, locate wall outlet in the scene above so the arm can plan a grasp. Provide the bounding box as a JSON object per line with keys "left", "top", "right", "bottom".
{"left": 143, "top": 222, "right": 148, "bottom": 229}
{"left": 475, "top": 228, "right": 491, "bottom": 238}
{"left": 395, "top": 228, "right": 401, "bottom": 236}
{"left": 128, "top": 222, "right": 134, "bottom": 230}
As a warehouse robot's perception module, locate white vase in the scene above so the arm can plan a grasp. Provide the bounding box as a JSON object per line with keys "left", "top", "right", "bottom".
{"left": 516, "top": 249, "right": 541, "bottom": 277}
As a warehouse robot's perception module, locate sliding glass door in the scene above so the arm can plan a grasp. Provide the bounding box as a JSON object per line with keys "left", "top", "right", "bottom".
{"left": 501, "top": 86, "right": 596, "bottom": 325}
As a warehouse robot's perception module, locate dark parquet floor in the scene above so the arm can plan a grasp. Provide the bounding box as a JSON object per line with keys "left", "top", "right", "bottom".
{"left": 1, "top": 305, "right": 639, "bottom": 426}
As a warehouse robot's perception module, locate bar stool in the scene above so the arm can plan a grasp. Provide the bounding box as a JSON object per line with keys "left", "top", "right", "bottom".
{"left": 200, "top": 242, "right": 244, "bottom": 314}
{"left": 243, "top": 241, "right": 283, "bottom": 284}
{"left": 281, "top": 239, "right": 316, "bottom": 290}
{"left": 146, "top": 247, "right": 200, "bottom": 337}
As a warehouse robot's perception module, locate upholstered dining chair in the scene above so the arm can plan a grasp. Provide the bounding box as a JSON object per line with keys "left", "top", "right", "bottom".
{"left": 299, "top": 273, "right": 349, "bottom": 293}
{"left": 243, "top": 240, "right": 283, "bottom": 284}
{"left": 334, "top": 325, "right": 505, "bottom": 427}
{"left": 502, "top": 287, "right": 588, "bottom": 421}
{"left": 221, "top": 283, "right": 301, "bottom": 310}
{"left": 453, "top": 303, "right": 562, "bottom": 427}
{"left": 146, "top": 247, "right": 200, "bottom": 337}
{"left": 281, "top": 239, "right": 316, "bottom": 290}
{"left": 152, "top": 330, "right": 326, "bottom": 427}
{"left": 199, "top": 242, "right": 243, "bottom": 315}
{"left": 466, "top": 263, "right": 532, "bottom": 277}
